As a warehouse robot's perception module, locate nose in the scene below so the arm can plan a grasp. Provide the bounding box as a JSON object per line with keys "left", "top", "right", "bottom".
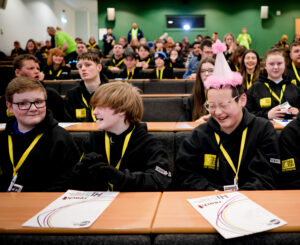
{"left": 28, "top": 103, "right": 38, "bottom": 111}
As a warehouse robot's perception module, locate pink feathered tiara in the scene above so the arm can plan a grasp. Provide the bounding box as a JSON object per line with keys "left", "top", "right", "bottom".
{"left": 204, "top": 40, "right": 242, "bottom": 90}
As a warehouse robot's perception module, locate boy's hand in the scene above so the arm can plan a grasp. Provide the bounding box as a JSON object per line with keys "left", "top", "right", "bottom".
{"left": 268, "top": 106, "right": 286, "bottom": 120}
{"left": 99, "top": 166, "right": 125, "bottom": 186}
{"left": 288, "top": 107, "right": 299, "bottom": 118}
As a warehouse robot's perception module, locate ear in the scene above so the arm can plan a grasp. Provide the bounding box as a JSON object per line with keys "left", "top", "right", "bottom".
{"left": 15, "top": 69, "right": 20, "bottom": 77}
{"left": 97, "top": 63, "right": 102, "bottom": 72}
{"left": 6, "top": 101, "right": 13, "bottom": 113}
{"left": 239, "top": 93, "right": 247, "bottom": 107}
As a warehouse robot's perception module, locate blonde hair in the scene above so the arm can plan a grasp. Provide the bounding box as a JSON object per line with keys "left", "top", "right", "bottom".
{"left": 90, "top": 82, "right": 143, "bottom": 124}
{"left": 5, "top": 76, "right": 47, "bottom": 103}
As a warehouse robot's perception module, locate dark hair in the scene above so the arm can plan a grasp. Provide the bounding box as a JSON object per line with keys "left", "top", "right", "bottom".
{"left": 290, "top": 41, "right": 300, "bottom": 51}
{"left": 77, "top": 51, "right": 100, "bottom": 64}
{"left": 191, "top": 41, "right": 201, "bottom": 48}
{"left": 25, "top": 39, "right": 38, "bottom": 54}
{"left": 240, "top": 49, "right": 260, "bottom": 90}
{"left": 13, "top": 54, "right": 39, "bottom": 71}
{"left": 231, "top": 46, "right": 247, "bottom": 65}
{"left": 200, "top": 40, "right": 212, "bottom": 50}
{"left": 192, "top": 57, "right": 215, "bottom": 120}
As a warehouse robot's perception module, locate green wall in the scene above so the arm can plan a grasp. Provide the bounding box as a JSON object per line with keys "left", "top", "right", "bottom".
{"left": 98, "top": 0, "right": 300, "bottom": 56}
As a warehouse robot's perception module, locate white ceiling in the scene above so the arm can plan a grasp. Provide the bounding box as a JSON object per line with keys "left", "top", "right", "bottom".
{"left": 61, "top": 0, "right": 97, "bottom": 12}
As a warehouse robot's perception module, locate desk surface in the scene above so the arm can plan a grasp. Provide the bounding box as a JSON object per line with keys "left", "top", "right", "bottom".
{"left": 152, "top": 190, "right": 300, "bottom": 233}
{"left": 0, "top": 192, "right": 161, "bottom": 234}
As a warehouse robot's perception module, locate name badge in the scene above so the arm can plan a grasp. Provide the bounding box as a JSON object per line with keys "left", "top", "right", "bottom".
{"left": 260, "top": 97, "right": 271, "bottom": 108}
{"left": 223, "top": 184, "right": 239, "bottom": 192}
{"left": 76, "top": 108, "right": 87, "bottom": 118}
{"left": 7, "top": 174, "right": 23, "bottom": 192}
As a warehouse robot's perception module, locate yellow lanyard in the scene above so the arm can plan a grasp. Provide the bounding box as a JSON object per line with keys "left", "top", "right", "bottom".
{"left": 88, "top": 43, "right": 96, "bottom": 50}
{"left": 235, "top": 64, "right": 239, "bottom": 71}
{"left": 264, "top": 83, "right": 286, "bottom": 104}
{"left": 292, "top": 61, "right": 300, "bottom": 83}
{"left": 113, "top": 58, "right": 125, "bottom": 67}
{"left": 214, "top": 128, "right": 248, "bottom": 181}
{"left": 81, "top": 94, "right": 96, "bottom": 122}
{"left": 8, "top": 133, "right": 43, "bottom": 176}
{"left": 49, "top": 69, "right": 62, "bottom": 77}
{"left": 105, "top": 126, "right": 135, "bottom": 190}
{"left": 156, "top": 67, "right": 165, "bottom": 79}
{"left": 247, "top": 73, "right": 254, "bottom": 90}
{"left": 126, "top": 68, "right": 135, "bottom": 80}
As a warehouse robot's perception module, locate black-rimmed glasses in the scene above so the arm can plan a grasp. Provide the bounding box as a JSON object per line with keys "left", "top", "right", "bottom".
{"left": 12, "top": 100, "right": 46, "bottom": 110}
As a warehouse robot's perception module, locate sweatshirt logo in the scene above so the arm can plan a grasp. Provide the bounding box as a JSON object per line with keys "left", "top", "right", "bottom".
{"left": 282, "top": 158, "right": 296, "bottom": 172}
{"left": 260, "top": 97, "right": 271, "bottom": 108}
{"left": 204, "top": 154, "right": 219, "bottom": 170}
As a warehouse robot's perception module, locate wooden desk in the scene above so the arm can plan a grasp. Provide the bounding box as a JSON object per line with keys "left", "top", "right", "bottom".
{"left": 175, "top": 121, "right": 202, "bottom": 131}
{"left": 44, "top": 79, "right": 80, "bottom": 83}
{"left": 141, "top": 94, "right": 190, "bottom": 98}
{"left": 0, "top": 192, "right": 161, "bottom": 234}
{"left": 66, "top": 122, "right": 177, "bottom": 132}
{"left": 152, "top": 190, "right": 300, "bottom": 233}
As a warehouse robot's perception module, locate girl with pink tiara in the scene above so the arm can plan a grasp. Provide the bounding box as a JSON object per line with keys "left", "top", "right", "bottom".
{"left": 174, "top": 40, "right": 280, "bottom": 191}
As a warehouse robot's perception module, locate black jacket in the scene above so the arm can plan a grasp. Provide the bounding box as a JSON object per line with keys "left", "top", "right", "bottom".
{"left": 105, "top": 56, "right": 126, "bottom": 70}
{"left": 0, "top": 110, "right": 80, "bottom": 191}
{"left": 246, "top": 74, "right": 300, "bottom": 119}
{"left": 279, "top": 112, "right": 300, "bottom": 189}
{"left": 286, "top": 62, "right": 300, "bottom": 86}
{"left": 116, "top": 67, "right": 144, "bottom": 80}
{"left": 148, "top": 67, "right": 175, "bottom": 79}
{"left": 72, "top": 123, "right": 171, "bottom": 191}
{"left": 43, "top": 65, "right": 71, "bottom": 80}
{"left": 175, "top": 109, "right": 280, "bottom": 191}
{"left": 64, "top": 80, "right": 106, "bottom": 122}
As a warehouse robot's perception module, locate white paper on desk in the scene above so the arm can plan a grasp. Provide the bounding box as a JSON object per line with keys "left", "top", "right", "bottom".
{"left": 187, "top": 192, "right": 286, "bottom": 239}
{"left": 273, "top": 119, "right": 292, "bottom": 127}
{"left": 22, "top": 190, "right": 119, "bottom": 228}
{"left": 0, "top": 123, "right": 6, "bottom": 129}
{"left": 58, "top": 122, "right": 80, "bottom": 128}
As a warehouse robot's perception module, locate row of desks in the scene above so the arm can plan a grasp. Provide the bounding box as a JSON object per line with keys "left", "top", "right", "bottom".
{"left": 0, "top": 190, "right": 299, "bottom": 234}
{"left": 65, "top": 121, "right": 284, "bottom": 132}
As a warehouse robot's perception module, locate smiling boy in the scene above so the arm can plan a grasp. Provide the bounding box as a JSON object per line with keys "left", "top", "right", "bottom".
{"left": 72, "top": 82, "right": 171, "bottom": 191}
{"left": 175, "top": 41, "right": 280, "bottom": 191}
{"left": 0, "top": 76, "right": 80, "bottom": 192}
{"left": 64, "top": 51, "right": 107, "bottom": 122}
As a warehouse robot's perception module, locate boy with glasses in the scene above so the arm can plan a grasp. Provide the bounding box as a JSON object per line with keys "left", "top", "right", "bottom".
{"left": 0, "top": 76, "right": 80, "bottom": 192}
{"left": 175, "top": 40, "right": 280, "bottom": 191}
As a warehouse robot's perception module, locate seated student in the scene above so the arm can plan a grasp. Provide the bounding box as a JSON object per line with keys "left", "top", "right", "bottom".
{"left": 64, "top": 51, "right": 107, "bottom": 122}
{"left": 0, "top": 54, "right": 65, "bottom": 123}
{"left": 43, "top": 48, "right": 71, "bottom": 80}
{"left": 11, "top": 41, "right": 25, "bottom": 58}
{"left": 228, "top": 45, "right": 246, "bottom": 72}
{"left": 246, "top": 48, "right": 300, "bottom": 120}
{"left": 279, "top": 112, "right": 300, "bottom": 189}
{"left": 40, "top": 40, "right": 53, "bottom": 61}
{"left": 286, "top": 41, "right": 300, "bottom": 86}
{"left": 0, "top": 76, "right": 80, "bottom": 192}
{"left": 180, "top": 57, "right": 214, "bottom": 121}
{"left": 66, "top": 41, "right": 88, "bottom": 70}
{"left": 149, "top": 51, "right": 174, "bottom": 79}
{"left": 136, "top": 44, "right": 155, "bottom": 69}
{"left": 167, "top": 49, "right": 185, "bottom": 69}
{"left": 71, "top": 82, "right": 171, "bottom": 191}
{"left": 223, "top": 33, "right": 236, "bottom": 61}
{"left": 239, "top": 49, "right": 260, "bottom": 91}
{"left": 183, "top": 40, "right": 213, "bottom": 79}
{"left": 154, "top": 39, "right": 166, "bottom": 53}
{"left": 116, "top": 51, "right": 143, "bottom": 80}
{"left": 24, "top": 39, "right": 45, "bottom": 68}
{"left": 104, "top": 43, "right": 126, "bottom": 71}
{"left": 87, "top": 36, "right": 100, "bottom": 50}
{"left": 175, "top": 41, "right": 280, "bottom": 191}
{"left": 185, "top": 41, "right": 201, "bottom": 69}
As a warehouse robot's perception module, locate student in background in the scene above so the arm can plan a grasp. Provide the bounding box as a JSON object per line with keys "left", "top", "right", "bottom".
{"left": 0, "top": 54, "right": 65, "bottom": 122}
{"left": 180, "top": 57, "right": 214, "bottom": 122}
{"left": 71, "top": 82, "right": 171, "bottom": 191}
{"left": 228, "top": 45, "right": 247, "bottom": 72}
{"left": 127, "top": 22, "right": 144, "bottom": 43}
{"left": 239, "top": 49, "right": 260, "bottom": 91}
{"left": 149, "top": 51, "right": 174, "bottom": 79}
{"left": 154, "top": 39, "right": 165, "bottom": 53}
{"left": 175, "top": 41, "right": 280, "bottom": 191}
{"left": 185, "top": 41, "right": 201, "bottom": 68}
{"left": 24, "top": 39, "right": 45, "bottom": 68}
{"left": 246, "top": 48, "right": 300, "bottom": 120}
{"left": 279, "top": 112, "right": 300, "bottom": 189}
{"left": 117, "top": 51, "right": 143, "bottom": 80}
{"left": 286, "top": 41, "right": 300, "bottom": 86}
{"left": 183, "top": 40, "right": 213, "bottom": 79}
{"left": 223, "top": 33, "right": 236, "bottom": 61}
{"left": 43, "top": 48, "right": 70, "bottom": 80}
{"left": 40, "top": 40, "right": 53, "bottom": 61}
{"left": 64, "top": 51, "right": 106, "bottom": 122}
{"left": 0, "top": 76, "right": 80, "bottom": 192}
{"left": 87, "top": 36, "right": 100, "bottom": 51}
{"left": 66, "top": 41, "right": 88, "bottom": 70}
{"left": 11, "top": 41, "right": 25, "bottom": 58}
{"left": 102, "top": 28, "right": 115, "bottom": 56}
{"left": 136, "top": 44, "right": 155, "bottom": 69}
{"left": 105, "top": 43, "right": 126, "bottom": 71}
{"left": 167, "top": 49, "right": 185, "bottom": 69}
